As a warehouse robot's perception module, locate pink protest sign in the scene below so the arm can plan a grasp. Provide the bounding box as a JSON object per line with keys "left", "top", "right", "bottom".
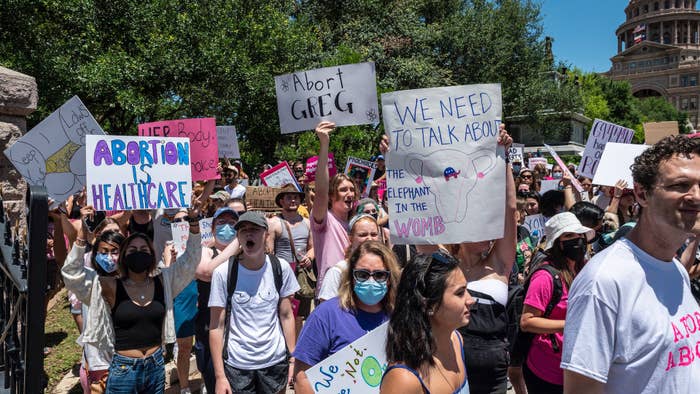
{"left": 138, "top": 118, "right": 219, "bottom": 181}
{"left": 304, "top": 153, "right": 336, "bottom": 183}
{"left": 543, "top": 144, "right": 583, "bottom": 193}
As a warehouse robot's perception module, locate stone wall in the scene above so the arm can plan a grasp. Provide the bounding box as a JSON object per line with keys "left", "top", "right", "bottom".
{"left": 0, "top": 66, "right": 38, "bottom": 225}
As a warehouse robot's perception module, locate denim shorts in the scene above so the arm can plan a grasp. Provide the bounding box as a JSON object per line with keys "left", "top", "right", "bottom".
{"left": 105, "top": 348, "right": 165, "bottom": 394}
{"left": 224, "top": 359, "right": 288, "bottom": 394}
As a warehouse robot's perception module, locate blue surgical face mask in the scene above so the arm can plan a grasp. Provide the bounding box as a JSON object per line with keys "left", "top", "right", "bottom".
{"left": 553, "top": 171, "right": 563, "bottom": 179}
{"left": 353, "top": 279, "right": 388, "bottom": 306}
{"left": 95, "top": 252, "right": 118, "bottom": 274}
{"left": 215, "top": 224, "right": 236, "bottom": 244}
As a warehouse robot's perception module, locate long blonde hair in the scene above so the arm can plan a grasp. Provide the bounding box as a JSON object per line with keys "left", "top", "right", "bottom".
{"left": 337, "top": 241, "right": 400, "bottom": 314}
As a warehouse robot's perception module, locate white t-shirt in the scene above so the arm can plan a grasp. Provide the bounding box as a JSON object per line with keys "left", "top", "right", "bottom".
{"left": 561, "top": 238, "right": 700, "bottom": 393}
{"left": 225, "top": 184, "right": 247, "bottom": 199}
{"left": 209, "top": 255, "right": 300, "bottom": 369}
{"left": 318, "top": 260, "right": 348, "bottom": 301}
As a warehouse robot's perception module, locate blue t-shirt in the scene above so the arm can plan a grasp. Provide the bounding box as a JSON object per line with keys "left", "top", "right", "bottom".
{"left": 293, "top": 297, "right": 388, "bottom": 366}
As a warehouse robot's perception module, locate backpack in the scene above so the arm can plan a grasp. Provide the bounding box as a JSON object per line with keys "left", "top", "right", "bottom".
{"left": 508, "top": 264, "right": 563, "bottom": 366}
{"left": 222, "top": 253, "right": 283, "bottom": 361}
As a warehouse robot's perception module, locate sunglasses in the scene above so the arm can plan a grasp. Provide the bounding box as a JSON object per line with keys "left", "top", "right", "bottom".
{"left": 521, "top": 174, "right": 533, "bottom": 179}
{"left": 353, "top": 269, "right": 391, "bottom": 283}
{"left": 172, "top": 218, "right": 188, "bottom": 223}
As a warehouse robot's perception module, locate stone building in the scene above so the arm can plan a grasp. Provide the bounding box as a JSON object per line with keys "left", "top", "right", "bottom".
{"left": 609, "top": 0, "right": 700, "bottom": 129}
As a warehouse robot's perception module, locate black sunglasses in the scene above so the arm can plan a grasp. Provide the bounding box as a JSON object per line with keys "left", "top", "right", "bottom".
{"left": 353, "top": 269, "right": 391, "bottom": 283}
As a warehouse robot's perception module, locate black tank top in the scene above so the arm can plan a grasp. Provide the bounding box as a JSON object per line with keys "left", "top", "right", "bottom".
{"left": 128, "top": 217, "right": 154, "bottom": 240}
{"left": 112, "top": 276, "right": 166, "bottom": 351}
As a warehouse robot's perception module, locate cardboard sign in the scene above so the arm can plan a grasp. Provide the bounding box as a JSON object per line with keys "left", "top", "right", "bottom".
{"left": 260, "top": 162, "right": 301, "bottom": 190}
{"left": 199, "top": 217, "right": 214, "bottom": 246}
{"left": 216, "top": 126, "right": 241, "bottom": 159}
{"left": 578, "top": 119, "right": 635, "bottom": 179}
{"left": 85, "top": 135, "right": 193, "bottom": 211}
{"left": 170, "top": 221, "right": 190, "bottom": 257}
{"left": 539, "top": 179, "right": 560, "bottom": 194}
{"left": 644, "top": 121, "right": 678, "bottom": 144}
{"left": 305, "top": 153, "right": 337, "bottom": 183}
{"left": 382, "top": 84, "right": 506, "bottom": 244}
{"left": 528, "top": 157, "right": 547, "bottom": 170}
{"left": 138, "top": 118, "right": 219, "bottom": 181}
{"left": 344, "top": 157, "right": 377, "bottom": 198}
{"left": 275, "top": 62, "right": 380, "bottom": 134}
{"left": 523, "top": 214, "right": 546, "bottom": 239}
{"left": 305, "top": 322, "right": 388, "bottom": 393}
{"left": 508, "top": 143, "right": 524, "bottom": 164}
{"left": 245, "top": 186, "right": 282, "bottom": 211}
{"left": 592, "top": 142, "right": 649, "bottom": 187}
{"left": 3, "top": 96, "right": 106, "bottom": 203}
{"left": 543, "top": 144, "right": 583, "bottom": 193}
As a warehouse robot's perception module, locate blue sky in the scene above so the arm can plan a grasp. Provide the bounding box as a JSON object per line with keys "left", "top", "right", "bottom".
{"left": 540, "top": 0, "right": 631, "bottom": 73}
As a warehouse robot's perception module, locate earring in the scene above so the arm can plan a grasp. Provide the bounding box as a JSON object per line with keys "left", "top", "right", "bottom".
{"left": 427, "top": 310, "right": 434, "bottom": 316}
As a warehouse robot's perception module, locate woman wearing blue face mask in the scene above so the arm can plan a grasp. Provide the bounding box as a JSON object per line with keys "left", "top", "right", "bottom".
{"left": 292, "top": 241, "right": 400, "bottom": 394}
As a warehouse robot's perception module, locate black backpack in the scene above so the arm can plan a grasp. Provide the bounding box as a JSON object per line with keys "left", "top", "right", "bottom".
{"left": 222, "top": 254, "right": 283, "bottom": 361}
{"left": 508, "top": 264, "right": 563, "bottom": 366}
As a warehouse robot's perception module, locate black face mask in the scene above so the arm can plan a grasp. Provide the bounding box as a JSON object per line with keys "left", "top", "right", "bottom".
{"left": 560, "top": 238, "right": 586, "bottom": 264}
{"left": 124, "top": 251, "right": 152, "bottom": 274}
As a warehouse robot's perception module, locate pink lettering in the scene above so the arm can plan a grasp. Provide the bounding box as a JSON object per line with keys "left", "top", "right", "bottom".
{"left": 666, "top": 351, "right": 677, "bottom": 371}
{"left": 694, "top": 312, "right": 700, "bottom": 330}
{"left": 672, "top": 322, "right": 685, "bottom": 343}
{"left": 682, "top": 314, "right": 698, "bottom": 337}
{"left": 679, "top": 346, "right": 695, "bottom": 366}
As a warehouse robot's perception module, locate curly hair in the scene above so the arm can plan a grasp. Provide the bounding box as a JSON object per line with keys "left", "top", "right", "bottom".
{"left": 90, "top": 230, "right": 125, "bottom": 276}
{"left": 337, "top": 241, "right": 400, "bottom": 315}
{"left": 632, "top": 135, "right": 700, "bottom": 191}
{"left": 386, "top": 252, "right": 461, "bottom": 370}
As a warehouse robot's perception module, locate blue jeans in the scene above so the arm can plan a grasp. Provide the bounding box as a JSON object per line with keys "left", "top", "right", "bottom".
{"left": 194, "top": 337, "right": 215, "bottom": 393}
{"left": 105, "top": 348, "right": 165, "bottom": 394}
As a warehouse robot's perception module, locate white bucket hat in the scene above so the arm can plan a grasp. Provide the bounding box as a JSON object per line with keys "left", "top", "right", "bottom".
{"left": 544, "top": 212, "right": 595, "bottom": 251}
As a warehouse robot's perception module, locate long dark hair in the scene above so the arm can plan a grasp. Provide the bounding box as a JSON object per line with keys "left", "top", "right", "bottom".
{"left": 386, "top": 252, "right": 460, "bottom": 370}
{"left": 117, "top": 232, "right": 156, "bottom": 278}
{"left": 90, "top": 230, "right": 125, "bottom": 276}
{"left": 546, "top": 239, "right": 580, "bottom": 288}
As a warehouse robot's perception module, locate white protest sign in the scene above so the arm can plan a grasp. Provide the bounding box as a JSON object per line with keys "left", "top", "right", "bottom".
{"left": 539, "top": 179, "right": 560, "bottom": 194}
{"left": 578, "top": 119, "right": 635, "bottom": 179}
{"left": 4, "top": 96, "right": 105, "bottom": 203}
{"left": 508, "top": 143, "right": 524, "bottom": 164}
{"left": 200, "top": 218, "right": 214, "bottom": 246}
{"left": 260, "top": 162, "right": 301, "bottom": 190}
{"left": 523, "top": 214, "right": 546, "bottom": 239}
{"left": 382, "top": 84, "right": 505, "bottom": 244}
{"left": 305, "top": 322, "right": 388, "bottom": 393}
{"left": 216, "top": 126, "right": 241, "bottom": 159}
{"left": 344, "top": 157, "right": 377, "bottom": 198}
{"left": 528, "top": 157, "right": 547, "bottom": 170}
{"left": 170, "top": 222, "right": 190, "bottom": 257}
{"left": 592, "top": 142, "right": 649, "bottom": 187}
{"left": 85, "top": 135, "right": 192, "bottom": 211}
{"left": 543, "top": 144, "right": 583, "bottom": 193}
{"left": 275, "top": 62, "right": 380, "bottom": 134}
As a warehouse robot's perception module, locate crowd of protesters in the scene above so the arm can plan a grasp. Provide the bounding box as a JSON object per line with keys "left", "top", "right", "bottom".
{"left": 38, "top": 120, "right": 700, "bottom": 394}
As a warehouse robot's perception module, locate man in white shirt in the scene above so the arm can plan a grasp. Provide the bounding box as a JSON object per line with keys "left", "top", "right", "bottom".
{"left": 222, "top": 165, "right": 246, "bottom": 199}
{"left": 562, "top": 135, "right": 700, "bottom": 393}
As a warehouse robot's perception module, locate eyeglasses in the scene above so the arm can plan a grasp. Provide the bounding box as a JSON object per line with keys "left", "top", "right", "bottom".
{"left": 353, "top": 269, "right": 391, "bottom": 283}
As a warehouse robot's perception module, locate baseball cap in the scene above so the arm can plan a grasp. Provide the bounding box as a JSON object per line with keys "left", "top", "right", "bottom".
{"left": 210, "top": 190, "right": 230, "bottom": 201}
{"left": 234, "top": 211, "right": 268, "bottom": 231}
{"left": 212, "top": 207, "right": 239, "bottom": 222}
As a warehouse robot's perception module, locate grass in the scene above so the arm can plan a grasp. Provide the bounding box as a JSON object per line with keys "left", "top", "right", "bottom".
{"left": 43, "top": 289, "right": 82, "bottom": 392}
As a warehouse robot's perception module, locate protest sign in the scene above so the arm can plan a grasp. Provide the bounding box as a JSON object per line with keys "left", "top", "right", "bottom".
{"left": 138, "top": 118, "right": 219, "bottom": 181}
{"left": 644, "top": 121, "right": 678, "bottom": 144}
{"left": 376, "top": 178, "right": 387, "bottom": 201}
{"left": 543, "top": 144, "right": 583, "bottom": 193}
{"left": 344, "top": 157, "right": 377, "bottom": 198}
{"left": 245, "top": 186, "right": 282, "bottom": 211}
{"left": 305, "top": 153, "right": 336, "bottom": 183}
{"left": 592, "top": 142, "right": 649, "bottom": 187}
{"left": 508, "top": 143, "right": 524, "bottom": 164}
{"left": 170, "top": 222, "right": 190, "bottom": 256}
{"left": 523, "top": 214, "right": 546, "bottom": 239}
{"left": 578, "top": 119, "right": 635, "bottom": 179}
{"left": 216, "top": 126, "right": 240, "bottom": 159}
{"left": 539, "top": 179, "right": 560, "bottom": 194}
{"left": 260, "top": 162, "right": 301, "bottom": 190}
{"left": 305, "top": 322, "right": 388, "bottom": 393}
{"left": 382, "top": 84, "right": 506, "bottom": 244}
{"left": 275, "top": 62, "right": 380, "bottom": 134}
{"left": 199, "top": 218, "right": 214, "bottom": 246}
{"left": 85, "top": 135, "right": 193, "bottom": 211}
{"left": 4, "top": 96, "right": 105, "bottom": 203}
{"left": 528, "top": 157, "right": 547, "bottom": 170}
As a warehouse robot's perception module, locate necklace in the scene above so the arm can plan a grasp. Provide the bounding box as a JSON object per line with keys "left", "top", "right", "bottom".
{"left": 125, "top": 277, "right": 151, "bottom": 301}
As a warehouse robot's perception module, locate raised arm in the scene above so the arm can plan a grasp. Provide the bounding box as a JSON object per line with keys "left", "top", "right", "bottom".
{"left": 605, "top": 179, "right": 627, "bottom": 214}
{"left": 60, "top": 219, "right": 95, "bottom": 304}
{"left": 311, "top": 121, "right": 336, "bottom": 224}
{"left": 492, "top": 126, "right": 516, "bottom": 275}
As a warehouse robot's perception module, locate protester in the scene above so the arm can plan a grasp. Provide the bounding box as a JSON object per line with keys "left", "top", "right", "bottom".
{"left": 562, "top": 135, "right": 700, "bottom": 393}
{"left": 128, "top": 209, "right": 154, "bottom": 239}
{"left": 605, "top": 179, "right": 636, "bottom": 224}
{"left": 209, "top": 211, "right": 299, "bottom": 394}
{"left": 310, "top": 121, "right": 356, "bottom": 296}
{"left": 520, "top": 212, "right": 593, "bottom": 394}
{"left": 223, "top": 165, "right": 246, "bottom": 199}
{"left": 519, "top": 168, "right": 534, "bottom": 188}
{"left": 356, "top": 197, "right": 391, "bottom": 246}
{"left": 381, "top": 252, "right": 474, "bottom": 394}
{"left": 294, "top": 241, "right": 400, "bottom": 393}
{"left": 524, "top": 191, "right": 540, "bottom": 215}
